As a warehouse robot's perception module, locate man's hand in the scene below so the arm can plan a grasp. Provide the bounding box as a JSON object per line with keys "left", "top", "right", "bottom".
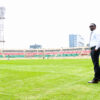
{"left": 95, "top": 49, "right": 98, "bottom": 51}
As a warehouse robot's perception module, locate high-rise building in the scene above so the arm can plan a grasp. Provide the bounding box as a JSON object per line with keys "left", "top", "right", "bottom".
{"left": 69, "top": 34, "right": 84, "bottom": 48}
{"left": 0, "top": 7, "right": 5, "bottom": 49}
{"left": 30, "top": 44, "right": 42, "bottom": 49}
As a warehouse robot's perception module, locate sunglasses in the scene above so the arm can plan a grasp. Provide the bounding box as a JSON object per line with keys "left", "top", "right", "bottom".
{"left": 89, "top": 26, "right": 94, "bottom": 27}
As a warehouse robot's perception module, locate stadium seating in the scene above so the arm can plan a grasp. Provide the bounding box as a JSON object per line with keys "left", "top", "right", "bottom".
{"left": 4, "top": 53, "right": 25, "bottom": 58}
{"left": 80, "top": 50, "right": 90, "bottom": 56}
{"left": 0, "top": 53, "right": 3, "bottom": 58}
{"left": 0, "top": 48, "right": 91, "bottom": 59}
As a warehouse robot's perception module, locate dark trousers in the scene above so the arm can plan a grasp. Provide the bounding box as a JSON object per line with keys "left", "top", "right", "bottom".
{"left": 91, "top": 46, "right": 100, "bottom": 80}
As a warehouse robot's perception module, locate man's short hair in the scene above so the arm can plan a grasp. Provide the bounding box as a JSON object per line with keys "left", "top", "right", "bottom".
{"left": 90, "top": 23, "right": 96, "bottom": 27}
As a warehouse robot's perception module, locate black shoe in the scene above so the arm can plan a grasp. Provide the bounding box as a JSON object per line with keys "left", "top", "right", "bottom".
{"left": 88, "top": 79, "right": 98, "bottom": 83}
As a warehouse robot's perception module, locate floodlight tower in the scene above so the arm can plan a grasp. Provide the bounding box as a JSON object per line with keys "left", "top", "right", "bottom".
{"left": 0, "top": 7, "right": 5, "bottom": 49}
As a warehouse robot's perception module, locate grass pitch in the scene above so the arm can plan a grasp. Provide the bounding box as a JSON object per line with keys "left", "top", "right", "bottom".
{"left": 0, "top": 59, "right": 100, "bottom": 100}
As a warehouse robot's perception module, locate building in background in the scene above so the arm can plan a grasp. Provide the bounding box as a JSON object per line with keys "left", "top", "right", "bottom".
{"left": 30, "top": 44, "right": 42, "bottom": 49}
{"left": 0, "top": 7, "right": 5, "bottom": 49}
{"left": 69, "top": 34, "right": 84, "bottom": 48}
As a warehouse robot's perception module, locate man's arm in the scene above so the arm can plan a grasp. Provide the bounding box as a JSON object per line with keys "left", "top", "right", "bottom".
{"left": 95, "top": 33, "right": 100, "bottom": 50}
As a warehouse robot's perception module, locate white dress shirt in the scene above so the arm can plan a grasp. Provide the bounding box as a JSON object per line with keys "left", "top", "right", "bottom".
{"left": 90, "top": 30, "right": 100, "bottom": 50}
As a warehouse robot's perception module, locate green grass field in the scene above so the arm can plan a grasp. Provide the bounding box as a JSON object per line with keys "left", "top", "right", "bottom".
{"left": 0, "top": 59, "right": 100, "bottom": 100}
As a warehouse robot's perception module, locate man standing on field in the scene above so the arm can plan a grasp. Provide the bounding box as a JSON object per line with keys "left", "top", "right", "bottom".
{"left": 88, "top": 23, "right": 100, "bottom": 83}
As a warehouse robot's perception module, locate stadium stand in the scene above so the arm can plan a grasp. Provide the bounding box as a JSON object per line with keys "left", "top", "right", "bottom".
{"left": 0, "top": 47, "right": 90, "bottom": 59}
{"left": 0, "top": 53, "right": 3, "bottom": 58}
{"left": 2, "top": 50, "right": 25, "bottom": 58}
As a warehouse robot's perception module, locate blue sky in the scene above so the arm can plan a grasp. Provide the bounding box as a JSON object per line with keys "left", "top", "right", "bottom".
{"left": 0, "top": 0, "right": 100, "bottom": 49}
